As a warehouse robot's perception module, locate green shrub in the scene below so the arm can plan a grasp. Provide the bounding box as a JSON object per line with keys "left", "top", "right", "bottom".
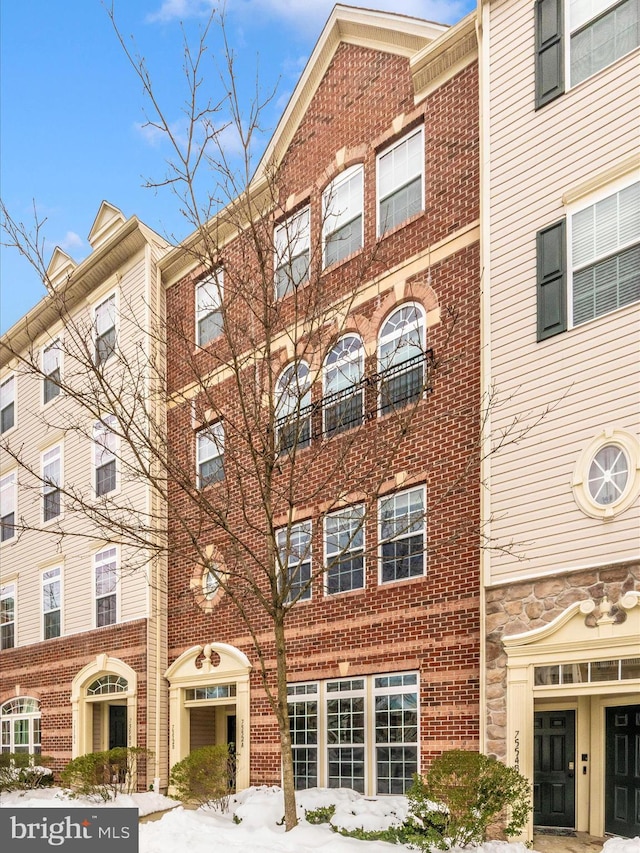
{"left": 0, "top": 754, "right": 55, "bottom": 792}
{"left": 60, "top": 747, "right": 151, "bottom": 801}
{"left": 169, "top": 745, "right": 235, "bottom": 810}
{"left": 304, "top": 805, "right": 336, "bottom": 824}
{"left": 405, "top": 750, "right": 531, "bottom": 850}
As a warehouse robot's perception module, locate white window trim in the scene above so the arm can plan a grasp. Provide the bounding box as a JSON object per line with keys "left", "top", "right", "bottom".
{"left": 93, "top": 291, "right": 117, "bottom": 365}
{"left": 42, "top": 565, "right": 63, "bottom": 641}
{"left": 377, "top": 301, "right": 427, "bottom": 413}
{"left": 322, "top": 335, "right": 365, "bottom": 436}
{"left": 93, "top": 415, "right": 118, "bottom": 498}
{"left": 572, "top": 428, "right": 640, "bottom": 519}
{"left": 0, "top": 581, "right": 17, "bottom": 650}
{"left": 42, "top": 339, "right": 62, "bottom": 406}
{"left": 376, "top": 126, "right": 425, "bottom": 237}
{"left": 94, "top": 546, "right": 119, "bottom": 629}
{"left": 42, "top": 444, "right": 63, "bottom": 525}
{"left": 0, "top": 471, "right": 17, "bottom": 545}
{"left": 195, "top": 271, "right": 224, "bottom": 348}
{"left": 275, "top": 361, "right": 312, "bottom": 452}
{"left": 0, "top": 374, "right": 16, "bottom": 435}
{"left": 274, "top": 206, "right": 311, "bottom": 298}
{"left": 565, "top": 0, "right": 640, "bottom": 89}
{"left": 322, "top": 164, "right": 364, "bottom": 268}
{"left": 323, "top": 504, "right": 366, "bottom": 596}
{"left": 567, "top": 172, "right": 640, "bottom": 328}
{"left": 196, "top": 422, "right": 225, "bottom": 489}
{"left": 378, "top": 485, "right": 426, "bottom": 585}
{"left": 277, "top": 520, "right": 313, "bottom": 604}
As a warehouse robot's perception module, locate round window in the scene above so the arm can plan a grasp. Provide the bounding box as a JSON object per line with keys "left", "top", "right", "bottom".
{"left": 202, "top": 566, "right": 219, "bottom": 599}
{"left": 587, "top": 444, "right": 630, "bottom": 505}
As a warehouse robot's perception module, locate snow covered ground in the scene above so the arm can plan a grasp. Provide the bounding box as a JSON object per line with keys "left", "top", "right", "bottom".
{"left": 1, "top": 785, "right": 638, "bottom": 853}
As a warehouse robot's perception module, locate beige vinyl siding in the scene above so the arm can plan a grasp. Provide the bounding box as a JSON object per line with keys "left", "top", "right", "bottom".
{"left": 486, "top": 0, "right": 640, "bottom": 585}
{"left": 0, "top": 252, "right": 157, "bottom": 645}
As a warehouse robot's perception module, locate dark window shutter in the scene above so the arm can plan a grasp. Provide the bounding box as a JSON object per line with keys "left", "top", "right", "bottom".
{"left": 535, "top": 0, "right": 565, "bottom": 109}
{"left": 537, "top": 218, "right": 567, "bottom": 341}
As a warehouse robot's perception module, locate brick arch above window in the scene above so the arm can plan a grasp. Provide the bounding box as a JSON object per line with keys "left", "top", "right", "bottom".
{"left": 369, "top": 280, "right": 439, "bottom": 335}
{"left": 317, "top": 143, "right": 369, "bottom": 192}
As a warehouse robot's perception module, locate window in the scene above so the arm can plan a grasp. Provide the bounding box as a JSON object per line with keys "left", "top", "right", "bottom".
{"left": 535, "top": 0, "right": 640, "bottom": 107}
{"left": 201, "top": 565, "right": 220, "bottom": 599}
{"left": 94, "top": 416, "right": 117, "bottom": 496}
{"left": 275, "top": 207, "right": 310, "bottom": 298}
{"left": 325, "top": 505, "right": 365, "bottom": 594}
{"left": 87, "top": 675, "right": 128, "bottom": 695}
{"left": 378, "top": 303, "right": 426, "bottom": 414}
{"left": 42, "top": 340, "right": 61, "bottom": 404}
{"left": 42, "top": 445, "right": 62, "bottom": 522}
{"left": 95, "top": 547, "right": 117, "bottom": 627}
{"left": 288, "top": 672, "right": 418, "bottom": 795}
{"left": 0, "top": 376, "right": 15, "bottom": 433}
{"left": 196, "top": 272, "right": 223, "bottom": 346}
{"left": 377, "top": 128, "right": 424, "bottom": 236}
{"left": 275, "top": 362, "right": 312, "bottom": 453}
{"left": 322, "top": 336, "right": 364, "bottom": 437}
{"left": 323, "top": 165, "right": 363, "bottom": 267}
{"left": 0, "top": 473, "right": 16, "bottom": 543}
{"left": 42, "top": 567, "right": 61, "bottom": 639}
{"left": 0, "top": 583, "right": 15, "bottom": 649}
{"left": 197, "top": 422, "right": 224, "bottom": 487}
{"left": 571, "top": 181, "right": 640, "bottom": 326}
{"left": 94, "top": 293, "right": 116, "bottom": 364}
{"left": 0, "top": 698, "right": 41, "bottom": 754}
{"left": 277, "top": 521, "right": 312, "bottom": 604}
{"left": 572, "top": 428, "right": 640, "bottom": 518}
{"left": 570, "top": 0, "right": 639, "bottom": 86}
{"left": 379, "top": 487, "right": 426, "bottom": 583}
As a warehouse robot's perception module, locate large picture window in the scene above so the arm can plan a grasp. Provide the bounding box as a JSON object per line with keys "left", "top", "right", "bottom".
{"left": 288, "top": 672, "right": 418, "bottom": 795}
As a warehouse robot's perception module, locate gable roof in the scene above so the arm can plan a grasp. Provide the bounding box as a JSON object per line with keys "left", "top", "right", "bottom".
{"left": 254, "top": 5, "right": 447, "bottom": 181}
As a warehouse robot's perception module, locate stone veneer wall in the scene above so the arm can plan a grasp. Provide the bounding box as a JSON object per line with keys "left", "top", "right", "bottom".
{"left": 485, "top": 562, "right": 640, "bottom": 761}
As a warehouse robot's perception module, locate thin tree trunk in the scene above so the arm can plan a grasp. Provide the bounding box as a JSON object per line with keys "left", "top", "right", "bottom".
{"left": 273, "top": 615, "right": 297, "bottom": 830}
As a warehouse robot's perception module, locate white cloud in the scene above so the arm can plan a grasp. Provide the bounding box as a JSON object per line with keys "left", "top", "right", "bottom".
{"left": 59, "top": 231, "right": 84, "bottom": 252}
{"left": 146, "top": 0, "right": 215, "bottom": 24}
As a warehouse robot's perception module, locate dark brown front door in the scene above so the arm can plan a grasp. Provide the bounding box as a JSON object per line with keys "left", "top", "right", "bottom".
{"left": 109, "top": 705, "right": 127, "bottom": 749}
{"left": 534, "top": 710, "right": 576, "bottom": 828}
{"left": 605, "top": 704, "right": 640, "bottom": 838}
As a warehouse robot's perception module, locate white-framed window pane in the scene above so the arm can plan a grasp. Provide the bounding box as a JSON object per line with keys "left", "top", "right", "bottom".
{"left": 570, "top": 0, "right": 639, "bottom": 86}
{"left": 196, "top": 273, "right": 223, "bottom": 346}
{"left": 379, "top": 487, "right": 425, "bottom": 583}
{"left": 0, "top": 473, "right": 16, "bottom": 543}
{"left": 323, "top": 336, "right": 364, "bottom": 437}
{"left": 287, "top": 683, "right": 319, "bottom": 789}
{"left": 277, "top": 521, "right": 312, "bottom": 603}
{"left": 0, "top": 583, "right": 16, "bottom": 650}
{"left": 275, "top": 208, "right": 310, "bottom": 298}
{"left": 378, "top": 304, "right": 426, "bottom": 414}
{"left": 378, "top": 128, "right": 424, "bottom": 235}
{"left": 374, "top": 673, "right": 419, "bottom": 794}
{"left": 43, "top": 341, "right": 61, "bottom": 403}
{"left": 43, "top": 567, "right": 61, "bottom": 639}
{"left": 0, "top": 376, "right": 15, "bottom": 433}
{"left": 95, "top": 548, "right": 117, "bottom": 627}
{"left": 95, "top": 294, "right": 116, "bottom": 364}
{"left": 572, "top": 182, "right": 640, "bottom": 325}
{"left": 276, "top": 362, "right": 312, "bottom": 453}
{"left": 325, "top": 506, "right": 365, "bottom": 594}
{"left": 326, "top": 679, "right": 366, "bottom": 793}
{"left": 587, "top": 444, "right": 630, "bottom": 504}
{"left": 42, "top": 446, "right": 61, "bottom": 522}
{"left": 323, "top": 166, "right": 363, "bottom": 267}
{"left": 94, "top": 416, "right": 117, "bottom": 496}
{"left": 197, "top": 422, "right": 224, "bottom": 487}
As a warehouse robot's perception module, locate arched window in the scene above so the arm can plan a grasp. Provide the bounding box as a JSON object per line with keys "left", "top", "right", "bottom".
{"left": 1, "top": 697, "right": 41, "bottom": 754}
{"left": 86, "top": 675, "right": 128, "bottom": 696}
{"left": 378, "top": 303, "right": 426, "bottom": 414}
{"left": 323, "top": 335, "right": 364, "bottom": 436}
{"left": 275, "top": 361, "right": 312, "bottom": 453}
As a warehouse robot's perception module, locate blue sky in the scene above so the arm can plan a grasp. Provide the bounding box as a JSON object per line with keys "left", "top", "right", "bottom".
{"left": 0, "top": 0, "right": 475, "bottom": 334}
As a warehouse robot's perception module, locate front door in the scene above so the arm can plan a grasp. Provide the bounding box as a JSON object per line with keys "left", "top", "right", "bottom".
{"left": 109, "top": 705, "right": 127, "bottom": 749}
{"left": 534, "top": 710, "right": 576, "bottom": 828}
{"left": 605, "top": 704, "right": 640, "bottom": 838}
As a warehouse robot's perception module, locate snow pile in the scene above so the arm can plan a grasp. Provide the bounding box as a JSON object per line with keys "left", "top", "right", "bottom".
{"left": 0, "top": 785, "right": 179, "bottom": 817}
{"left": 602, "top": 839, "right": 640, "bottom": 853}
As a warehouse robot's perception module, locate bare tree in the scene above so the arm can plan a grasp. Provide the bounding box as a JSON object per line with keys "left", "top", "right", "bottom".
{"left": 1, "top": 7, "right": 555, "bottom": 831}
